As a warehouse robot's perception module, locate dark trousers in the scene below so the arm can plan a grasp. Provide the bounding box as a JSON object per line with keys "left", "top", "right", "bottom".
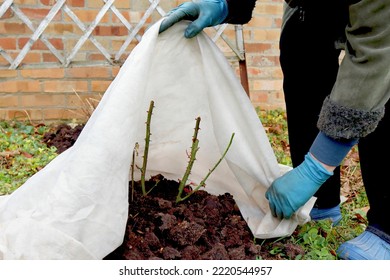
{"left": 279, "top": 4, "right": 390, "bottom": 234}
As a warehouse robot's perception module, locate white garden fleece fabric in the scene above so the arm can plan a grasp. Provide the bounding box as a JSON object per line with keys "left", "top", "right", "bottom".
{"left": 0, "top": 20, "right": 315, "bottom": 260}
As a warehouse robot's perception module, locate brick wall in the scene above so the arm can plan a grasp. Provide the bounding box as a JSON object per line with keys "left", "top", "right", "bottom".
{"left": 0, "top": 0, "right": 285, "bottom": 121}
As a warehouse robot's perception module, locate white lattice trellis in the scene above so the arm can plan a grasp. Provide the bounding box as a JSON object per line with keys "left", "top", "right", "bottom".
{"left": 0, "top": 0, "right": 248, "bottom": 92}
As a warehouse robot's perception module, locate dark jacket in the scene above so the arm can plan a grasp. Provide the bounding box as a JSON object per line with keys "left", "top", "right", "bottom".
{"left": 223, "top": 0, "right": 256, "bottom": 24}
{"left": 225, "top": 0, "right": 390, "bottom": 140}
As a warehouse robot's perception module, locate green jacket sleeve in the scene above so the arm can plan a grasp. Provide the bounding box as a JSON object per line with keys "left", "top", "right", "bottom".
{"left": 317, "top": 0, "right": 390, "bottom": 140}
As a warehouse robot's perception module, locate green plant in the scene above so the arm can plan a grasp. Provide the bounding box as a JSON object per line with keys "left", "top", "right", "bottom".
{"left": 176, "top": 116, "right": 235, "bottom": 203}
{"left": 296, "top": 221, "right": 338, "bottom": 259}
{"left": 0, "top": 121, "right": 58, "bottom": 195}
{"left": 140, "top": 101, "right": 154, "bottom": 196}
{"left": 257, "top": 108, "right": 291, "bottom": 166}
{"left": 136, "top": 101, "right": 235, "bottom": 203}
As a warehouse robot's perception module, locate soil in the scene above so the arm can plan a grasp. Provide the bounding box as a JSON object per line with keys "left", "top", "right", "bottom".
{"left": 43, "top": 123, "right": 84, "bottom": 154}
{"left": 42, "top": 123, "right": 305, "bottom": 260}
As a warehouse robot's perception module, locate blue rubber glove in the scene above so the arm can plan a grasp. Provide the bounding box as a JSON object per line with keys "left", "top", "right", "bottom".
{"left": 159, "top": 0, "right": 228, "bottom": 38}
{"left": 265, "top": 153, "right": 333, "bottom": 219}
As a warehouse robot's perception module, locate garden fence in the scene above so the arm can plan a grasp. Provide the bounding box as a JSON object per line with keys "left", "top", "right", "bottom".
{"left": 0, "top": 0, "right": 249, "bottom": 93}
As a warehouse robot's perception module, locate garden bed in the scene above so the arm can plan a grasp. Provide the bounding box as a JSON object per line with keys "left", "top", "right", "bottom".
{"left": 43, "top": 123, "right": 304, "bottom": 260}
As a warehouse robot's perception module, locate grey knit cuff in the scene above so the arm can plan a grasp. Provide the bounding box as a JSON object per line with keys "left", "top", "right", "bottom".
{"left": 317, "top": 96, "right": 385, "bottom": 139}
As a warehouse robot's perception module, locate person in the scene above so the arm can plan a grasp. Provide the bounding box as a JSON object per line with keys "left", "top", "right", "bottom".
{"left": 158, "top": 0, "right": 390, "bottom": 260}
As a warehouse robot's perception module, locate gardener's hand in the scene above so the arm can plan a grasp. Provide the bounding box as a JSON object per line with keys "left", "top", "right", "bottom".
{"left": 265, "top": 153, "right": 333, "bottom": 219}
{"left": 159, "top": 0, "right": 228, "bottom": 38}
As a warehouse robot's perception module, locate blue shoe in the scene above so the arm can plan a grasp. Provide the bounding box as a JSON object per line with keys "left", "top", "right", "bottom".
{"left": 337, "top": 226, "right": 390, "bottom": 260}
{"left": 310, "top": 204, "right": 342, "bottom": 225}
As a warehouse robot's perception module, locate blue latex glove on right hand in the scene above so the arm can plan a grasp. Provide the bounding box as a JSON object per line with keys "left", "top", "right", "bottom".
{"left": 159, "top": 0, "right": 228, "bottom": 38}
{"left": 265, "top": 153, "right": 333, "bottom": 219}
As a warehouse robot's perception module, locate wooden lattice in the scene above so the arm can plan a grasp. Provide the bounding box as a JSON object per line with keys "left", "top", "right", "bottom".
{"left": 0, "top": 0, "right": 245, "bottom": 70}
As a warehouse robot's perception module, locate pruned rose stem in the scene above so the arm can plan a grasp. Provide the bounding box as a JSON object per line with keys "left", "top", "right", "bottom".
{"left": 140, "top": 100, "right": 154, "bottom": 196}
{"left": 176, "top": 117, "right": 235, "bottom": 203}
{"left": 131, "top": 142, "right": 139, "bottom": 202}
{"left": 176, "top": 117, "right": 201, "bottom": 203}
{"left": 180, "top": 132, "right": 235, "bottom": 202}
{"left": 138, "top": 102, "right": 234, "bottom": 202}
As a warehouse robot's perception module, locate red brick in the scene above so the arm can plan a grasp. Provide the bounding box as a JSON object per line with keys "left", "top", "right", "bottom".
{"left": 93, "top": 26, "right": 112, "bottom": 36}
{"left": 76, "top": 39, "right": 110, "bottom": 51}
{"left": 67, "top": 93, "right": 101, "bottom": 109}
{"left": 0, "top": 8, "right": 14, "bottom": 19}
{"left": 111, "top": 66, "right": 120, "bottom": 77}
{"left": 0, "top": 109, "right": 6, "bottom": 119}
{"left": 40, "top": 0, "right": 51, "bottom": 5}
{"left": 6, "top": 109, "right": 35, "bottom": 121}
{"left": 250, "top": 91, "right": 269, "bottom": 104}
{"left": 38, "top": 23, "right": 75, "bottom": 35}
{"left": 42, "top": 108, "right": 89, "bottom": 121}
{"left": 253, "top": 29, "right": 281, "bottom": 41}
{"left": 0, "top": 80, "right": 41, "bottom": 93}
{"left": 0, "top": 95, "right": 19, "bottom": 107}
{"left": 251, "top": 55, "right": 280, "bottom": 67}
{"left": 23, "top": 80, "right": 42, "bottom": 92}
{"left": 271, "top": 68, "right": 283, "bottom": 79}
{"left": 93, "top": 25, "right": 129, "bottom": 36}
{"left": 67, "top": 0, "right": 85, "bottom": 8}
{"left": 21, "top": 68, "right": 65, "bottom": 78}
{"left": 20, "top": 53, "right": 41, "bottom": 64}
{"left": 0, "top": 38, "right": 17, "bottom": 50}
{"left": 0, "top": 69, "right": 18, "bottom": 78}
{"left": 247, "top": 17, "right": 273, "bottom": 28}
{"left": 255, "top": 3, "right": 283, "bottom": 15}
{"left": 1, "top": 81, "right": 18, "bottom": 93}
{"left": 20, "top": 8, "right": 62, "bottom": 21}
{"left": 91, "top": 80, "right": 111, "bottom": 92}
{"left": 112, "top": 12, "right": 130, "bottom": 23}
{"left": 42, "top": 53, "right": 60, "bottom": 62}
{"left": 14, "top": 0, "right": 39, "bottom": 5}
{"left": 20, "top": 94, "right": 66, "bottom": 107}
{"left": 29, "top": 110, "right": 45, "bottom": 120}
{"left": 0, "top": 57, "right": 10, "bottom": 67}
{"left": 253, "top": 79, "right": 283, "bottom": 91}
{"left": 245, "top": 43, "right": 273, "bottom": 53}
{"left": 274, "top": 17, "right": 283, "bottom": 28}
{"left": 3, "top": 23, "right": 29, "bottom": 34}
{"left": 66, "top": 67, "right": 111, "bottom": 78}
{"left": 67, "top": 10, "right": 109, "bottom": 23}
{"left": 115, "top": 53, "right": 133, "bottom": 63}
{"left": 112, "top": 41, "right": 137, "bottom": 52}
{"left": 111, "top": 1, "right": 130, "bottom": 9}
{"left": 43, "top": 80, "right": 88, "bottom": 93}
{"left": 247, "top": 67, "right": 262, "bottom": 77}
{"left": 88, "top": 53, "right": 108, "bottom": 62}
{"left": 18, "top": 38, "right": 64, "bottom": 50}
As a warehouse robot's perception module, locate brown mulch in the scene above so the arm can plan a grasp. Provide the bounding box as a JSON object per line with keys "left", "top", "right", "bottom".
{"left": 42, "top": 123, "right": 84, "bottom": 154}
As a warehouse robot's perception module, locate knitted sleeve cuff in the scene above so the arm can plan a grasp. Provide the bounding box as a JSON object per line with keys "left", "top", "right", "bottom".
{"left": 309, "top": 132, "right": 358, "bottom": 166}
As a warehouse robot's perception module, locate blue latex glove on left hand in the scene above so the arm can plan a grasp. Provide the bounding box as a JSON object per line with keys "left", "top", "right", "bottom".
{"left": 159, "top": 0, "right": 228, "bottom": 38}
{"left": 265, "top": 153, "right": 333, "bottom": 219}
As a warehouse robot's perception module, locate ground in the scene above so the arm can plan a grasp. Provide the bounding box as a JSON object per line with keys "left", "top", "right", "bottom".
{"left": 43, "top": 123, "right": 305, "bottom": 260}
